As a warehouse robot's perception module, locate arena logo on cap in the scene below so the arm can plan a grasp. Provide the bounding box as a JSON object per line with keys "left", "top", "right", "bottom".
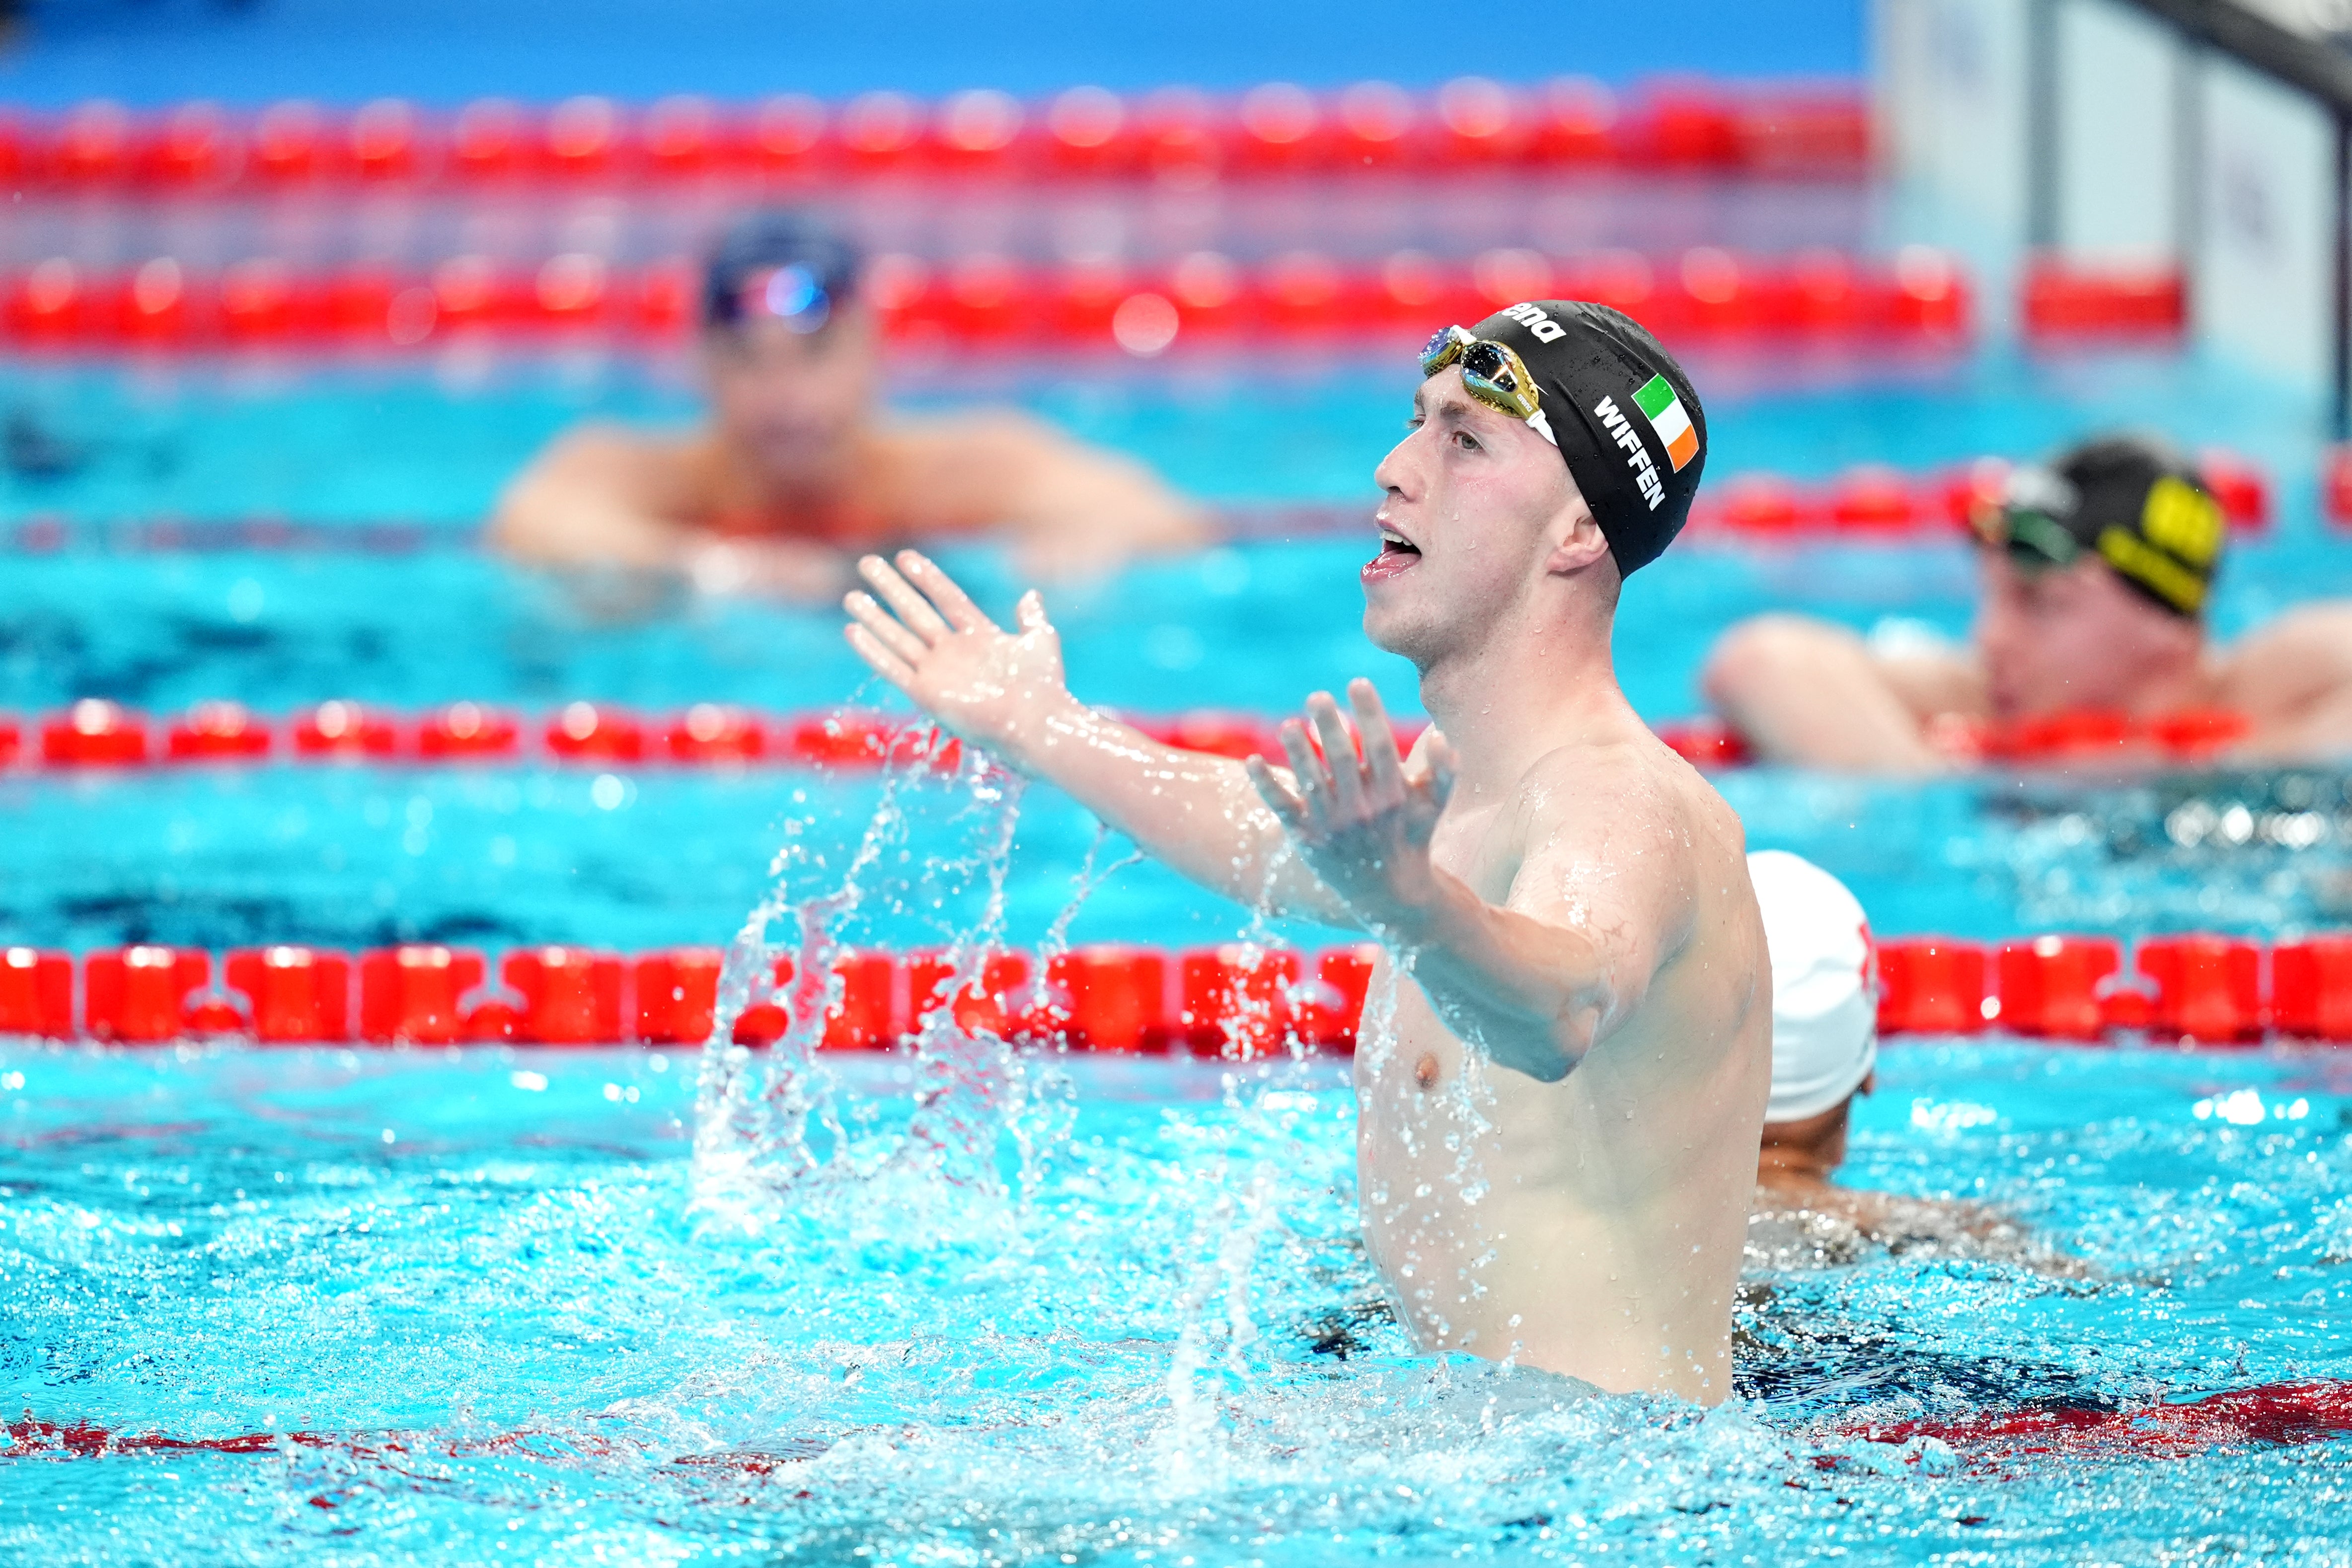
{"left": 1592, "top": 395, "right": 1666, "bottom": 511}
{"left": 1501, "top": 301, "right": 1566, "bottom": 343}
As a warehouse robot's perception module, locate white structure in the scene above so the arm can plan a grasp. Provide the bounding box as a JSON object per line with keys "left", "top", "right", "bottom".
{"left": 1877, "top": 0, "right": 2352, "bottom": 414}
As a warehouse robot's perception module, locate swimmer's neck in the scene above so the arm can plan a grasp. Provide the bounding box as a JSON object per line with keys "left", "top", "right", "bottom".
{"left": 1413, "top": 597, "right": 1630, "bottom": 788}
{"left": 1755, "top": 1143, "right": 1842, "bottom": 1201}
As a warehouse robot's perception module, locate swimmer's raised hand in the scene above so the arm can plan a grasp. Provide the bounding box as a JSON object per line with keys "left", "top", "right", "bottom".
{"left": 842, "top": 550, "right": 1081, "bottom": 769}
{"left": 1245, "top": 680, "right": 1458, "bottom": 937}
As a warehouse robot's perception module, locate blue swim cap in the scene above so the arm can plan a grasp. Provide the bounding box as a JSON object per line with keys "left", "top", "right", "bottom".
{"left": 703, "top": 209, "right": 863, "bottom": 333}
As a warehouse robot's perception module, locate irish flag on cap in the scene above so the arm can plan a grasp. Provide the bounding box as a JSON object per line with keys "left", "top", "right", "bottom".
{"left": 1633, "top": 373, "right": 1698, "bottom": 472}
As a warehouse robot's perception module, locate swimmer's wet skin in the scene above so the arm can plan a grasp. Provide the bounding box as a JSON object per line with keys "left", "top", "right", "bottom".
{"left": 488, "top": 207, "right": 1207, "bottom": 599}
{"left": 842, "top": 300, "right": 1771, "bottom": 1404}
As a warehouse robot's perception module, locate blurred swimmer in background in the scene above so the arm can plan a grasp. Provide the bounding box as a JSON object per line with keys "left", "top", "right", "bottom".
{"left": 491, "top": 209, "right": 1208, "bottom": 599}
{"left": 1705, "top": 435, "right": 2352, "bottom": 769}
{"left": 1747, "top": 850, "right": 2079, "bottom": 1274}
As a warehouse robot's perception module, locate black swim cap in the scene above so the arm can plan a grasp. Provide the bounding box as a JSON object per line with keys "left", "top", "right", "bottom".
{"left": 703, "top": 209, "right": 863, "bottom": 333}
{"left": 1992, "top": 434, "right": 2224, "bottom": 618}
{"left": 1465, "top": 300, "right": 1708, "bottom": 577}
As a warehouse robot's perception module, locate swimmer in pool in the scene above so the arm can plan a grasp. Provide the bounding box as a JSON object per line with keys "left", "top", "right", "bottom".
{"left": 1704, "top": 433, "right": 2352, "bottom": 769}
{"left": 840, "top": 301, "right": 1771, "bottom": 1403}
{"left": 1745, "top": 850, "right": 2081, "bottom": 1275}
{"left": 489, "top": 209, "right": 1207, "bottom": 600}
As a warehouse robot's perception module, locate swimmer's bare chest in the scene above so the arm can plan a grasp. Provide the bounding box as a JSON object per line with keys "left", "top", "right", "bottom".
{"left": 1344, "top": 759, "right": 1733, "bottom": 1213}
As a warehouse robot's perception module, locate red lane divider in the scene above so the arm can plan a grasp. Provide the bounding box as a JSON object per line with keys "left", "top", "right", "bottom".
{"left": 0, "top": 245, "right": 1968, "bottom": 357}
{"left": 2020, "top": 256, "right": 2188, "bottom": 345}
{"left": 14, "top": 1378, "right": 2350, "bottom": 1477}
{"left": 4, "top": 450, "right": 2271, "bottom": 559}
{"left": 6, "top": 934, "right": 2352, "bottom": 1050}
{"left": 1827, "top": 1379, "right": 2352, "bottom": 1471}
{"left": 1688, "top": 446, "right": 2268, "bottom": 538}
{"left": 0, "top": 940, "right": 1383, "bottom": 1054}
{"left": 13, "top": 700, "right": 976, "bottom": 772}
{"left": 1877, "top": 932, "right": 2352, "bottom": 1044}
{"left": 0, "top": 80, "right": 1869, "bottom": 197}
{"left": 0, "top": 700, "right": 2275, "bottom": 777}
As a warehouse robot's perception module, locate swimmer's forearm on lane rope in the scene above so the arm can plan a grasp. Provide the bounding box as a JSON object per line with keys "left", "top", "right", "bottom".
{"left": 1000, "top": 696, "right": 1355, "bottom": 921}
{"left": 1372, "top": 870, "right": 1621, "bottom": 1083}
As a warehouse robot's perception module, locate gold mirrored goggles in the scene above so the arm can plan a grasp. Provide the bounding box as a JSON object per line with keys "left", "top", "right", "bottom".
{"left": 1419, "top": 325, "right": 1557, "bottom": 447}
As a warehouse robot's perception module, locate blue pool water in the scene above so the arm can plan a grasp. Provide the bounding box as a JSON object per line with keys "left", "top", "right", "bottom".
{"left": 6, "top": 1040, "right": 2352, "bottom": 1565}
{"left": 8, "top": 340, "right": 2352, "bottom": 1561}
{"left": 4, "top": 349, "right": 2352, "bottom": 948}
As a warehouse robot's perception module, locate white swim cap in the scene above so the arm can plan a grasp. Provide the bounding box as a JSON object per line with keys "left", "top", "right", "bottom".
{"left": 1748, "top": 849, "right": 1877, "bottom": 1124}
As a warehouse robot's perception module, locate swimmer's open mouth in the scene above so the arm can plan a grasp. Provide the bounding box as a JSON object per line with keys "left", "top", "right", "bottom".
{"left": 1362, "top": 520, "right": 1420, "bottom": 585}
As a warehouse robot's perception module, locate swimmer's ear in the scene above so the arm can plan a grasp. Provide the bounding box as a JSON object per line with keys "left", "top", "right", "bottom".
{"left": 1544, "top": 500, "right": 1612, "bottom": 577}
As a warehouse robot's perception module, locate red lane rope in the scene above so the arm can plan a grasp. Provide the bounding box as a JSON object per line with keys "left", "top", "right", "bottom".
{"left": 6, "top": 929, "right": 2352, "bottom": 1049}
{"left": 0, "top": 80, "right": 1869, "bottom": 197}
{"left": 0, "top": 449, "right": 2274, "bottom": 553}
{"left": 1822, "top": 1379, "right": 2352, "bottom": 1471}
{"left": 0, "top": 699, "right": 2271, "bottom": 776}
{"left": 1, "top": 245, "right": 1966, "bottom": 357}
{"left": 14, "top": 1379, "right": 2352, "bottom": 1475}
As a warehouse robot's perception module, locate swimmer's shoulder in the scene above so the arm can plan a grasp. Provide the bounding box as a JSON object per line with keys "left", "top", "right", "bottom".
{"left": 862, "top": 412, "right": 1076, "bottom": 525}
{"left": 540, "top": 419, "right": 694, "bottom": 469}
{"left": 1507, "top": 725, "right": 1724, "bottom": 860}
{"left": 529, "top": 421, "right": 711, "bottom": 501}
{"left": 881, "top": 408, "right": 1064, "bottom": 466}
{"left": 2215, "top": 601, "right": 2352, "bottom": 716}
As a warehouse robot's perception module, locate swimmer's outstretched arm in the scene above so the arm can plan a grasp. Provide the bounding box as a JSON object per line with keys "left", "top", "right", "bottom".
{"left": 841, "top": 551, "right": 1352, "bottom": 922}
{"left": 1247, "top": 683, "right": 1683, "bottom": 1083}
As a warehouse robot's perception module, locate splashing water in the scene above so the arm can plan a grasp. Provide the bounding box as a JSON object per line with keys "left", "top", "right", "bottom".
{"left": 690, "top": 728, "right": 1054, "bottom": 1237}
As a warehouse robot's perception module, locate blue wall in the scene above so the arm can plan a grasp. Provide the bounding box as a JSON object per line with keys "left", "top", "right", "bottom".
{"left": 0, "top": 0, "right": 1865, "bottom": 108}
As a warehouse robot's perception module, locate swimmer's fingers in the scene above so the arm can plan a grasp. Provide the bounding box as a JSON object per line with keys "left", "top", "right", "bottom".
{"left": 895, "top": 549, "right": 999, "bottom": 634}
{"left": 1243, "top": 755, "right": 1307, "bottom": 826}
{"left": 1417, "top": 732, "right": 1459, "bottom": 811}
{"left": 1276, "top": 718, "right": 1330, "bottom": 829}
{"left": 1349, "top": 678, "right": 1405, "bottom": 800}
{"left": 843, "top": 624, "right": 918, "bottom": 692}
{"left": 857, "top": 555, "right": 953, "bottom": 644}
{"left": 844, "top": 590, "right": 932, "bottom": 668}
{"left": 1307, "top": 693, "right": 1366, "bottom": 819}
